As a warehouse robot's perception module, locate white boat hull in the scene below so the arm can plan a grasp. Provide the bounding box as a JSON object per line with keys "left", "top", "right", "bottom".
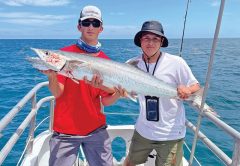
{"left": 21, "top": 125, "right": 188, "bottom": 166}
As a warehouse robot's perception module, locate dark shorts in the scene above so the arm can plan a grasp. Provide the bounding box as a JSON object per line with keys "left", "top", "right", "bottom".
{"left": 49, "top": 128, "right": 113, "bottom": 166}
{"left": 128, "top": 130, "right": 183, "bottom": 166}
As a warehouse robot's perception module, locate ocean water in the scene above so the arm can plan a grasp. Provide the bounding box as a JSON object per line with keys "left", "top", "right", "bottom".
{"left": 0, "top": 39, "right": 239, "bottom": 166}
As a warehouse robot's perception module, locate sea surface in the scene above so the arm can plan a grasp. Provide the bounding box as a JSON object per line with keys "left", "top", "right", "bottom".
{"left": 0, "top": 39, "right": 239, "bottom": 166}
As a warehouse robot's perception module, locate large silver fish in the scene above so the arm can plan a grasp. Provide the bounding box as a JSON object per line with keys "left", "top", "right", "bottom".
{"left": 27, "top": 48, "right": 218, "bottom": 117}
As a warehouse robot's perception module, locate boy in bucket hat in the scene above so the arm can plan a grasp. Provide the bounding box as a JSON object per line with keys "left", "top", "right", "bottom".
{"left": 123, "top": 20, "right": 200, "bottom": 166}
{"left": 41, "top": 5, "right": 122, "bottom": 166}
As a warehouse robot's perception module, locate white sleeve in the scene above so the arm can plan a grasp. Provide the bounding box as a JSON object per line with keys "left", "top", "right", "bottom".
{"left": 176, "top": 58, "right": 199, "bottom": 86}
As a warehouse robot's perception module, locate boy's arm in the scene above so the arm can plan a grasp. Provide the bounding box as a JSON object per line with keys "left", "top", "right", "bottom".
{"left": 41, "top": 70, "right": 64, "bottom": 98}
{"left": 177, "top": 83, "right": 200, "bottom": 99}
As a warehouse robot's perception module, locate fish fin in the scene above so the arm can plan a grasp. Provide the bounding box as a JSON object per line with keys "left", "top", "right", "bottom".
{"left": 65, "top": 70, "right": 79, "bottom": 84}
{"left": 188, "top": 100, "right": 220, "bottom": 118}
{"left": 69, "top": 59, "right": 87, "bottom": 64}
{"left": 69, "top": 60, "right": 90, "bottom": 69}
{"left": 125, "top": 56, "right": 141, "bottom": 68}
{"left": 189, "top": 87, "right": 220, "bottom": 118}
{"left": 204, "top": 107, "right": 220, "bottom": 118}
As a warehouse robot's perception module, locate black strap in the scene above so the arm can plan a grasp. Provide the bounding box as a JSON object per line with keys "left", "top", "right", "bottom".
{"left": 143, "top": 53, "right": 161, "bottom": 76}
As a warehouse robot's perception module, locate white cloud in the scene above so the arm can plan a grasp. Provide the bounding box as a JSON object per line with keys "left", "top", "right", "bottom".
{"left": 102, "top": 25, "right": 138, "bottom": 39}
{"left": 1, "top": 18, "right": 58, "bottom": 25}
{"left": 105, "top": 25, "right": 137, "bottom": 31}
{"left": 0, "top": 25, "right": 77, "bottom": 39}
{"left": 109, "top": 12, "right": 125, "bottom": 16}
{"left": 0, "top": 12, "right": 73, "bottom": 25}
{"left": 210, "top": 0, "right": 220, "bottom": 7}
{"left": 0, "top": 0, "right": 70, "bottom": 6}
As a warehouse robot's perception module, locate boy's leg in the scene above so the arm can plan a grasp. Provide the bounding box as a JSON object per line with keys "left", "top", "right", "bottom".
{"left": 128, "top": 130, "right": 153, "bottom": 165}
{"left": 49, "top": 132, "right": 81, "bottom": 166}
{"left": 155, "top": 139, "right": 184, "bottom": 166}
{"left": 82, "top": 128, "right": 113, "bottom": 166}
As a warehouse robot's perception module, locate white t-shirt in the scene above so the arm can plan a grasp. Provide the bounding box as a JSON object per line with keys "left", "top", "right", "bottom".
{"left": 135, "top": 52, "right": 198, "bottom": 141}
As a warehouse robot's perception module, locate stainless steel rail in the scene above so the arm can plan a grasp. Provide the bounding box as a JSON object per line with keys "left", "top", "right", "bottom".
{"left": 0, "top": 82, "right": 239, "bottom": 166}
{"left": 0, "top": 82, "right": 54, "bottom": 165}
{"left": 0, "top": 81, "right": 49, "bottom": 134}
{"left": 189, "top": 108, "right": 240, "bottom": 165}
{"left": 186, "top": 120, "right": 232, "bottom": 165}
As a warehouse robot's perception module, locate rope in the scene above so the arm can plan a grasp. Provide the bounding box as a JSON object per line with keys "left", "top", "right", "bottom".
{"left": 34, "top": 116, "right": 49, "bottom": 131}
{"left": 189, "top": 0, "right": 226, "bottom": 165}
{"left": 179, "top": 0, "right": 191, "bottom": 57}
{"left": 184, "top": 142, "right": 202, "bottom": 166}
{"left": 16, "top": 116, "right": 50, "bottom": 166}
{"left": 16, "top": 137, "right": 31, "bottom": 166}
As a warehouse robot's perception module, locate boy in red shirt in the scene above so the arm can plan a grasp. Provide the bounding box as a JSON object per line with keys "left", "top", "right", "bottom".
{"left": 42, "top": 5, "right": 122, "bottom": 166}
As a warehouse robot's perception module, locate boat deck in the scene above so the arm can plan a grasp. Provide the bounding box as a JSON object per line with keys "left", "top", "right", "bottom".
{"left": 21, "top": 126, "right": 189, "bottom": 166}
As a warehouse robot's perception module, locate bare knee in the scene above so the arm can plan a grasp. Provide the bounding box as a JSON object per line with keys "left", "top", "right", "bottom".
{"left": 123, "top": 156, "right": 135, "bottom": 166}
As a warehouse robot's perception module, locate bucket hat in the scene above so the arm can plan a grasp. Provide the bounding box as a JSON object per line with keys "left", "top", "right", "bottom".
{"left": 134, "top": 20, "right": 168, "bottom": 47}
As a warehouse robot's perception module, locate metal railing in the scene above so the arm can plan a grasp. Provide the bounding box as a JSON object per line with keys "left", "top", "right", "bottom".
{"left": 0, "top": 81, "right": 240, "bottom": 166}
{"left": 189, "top": 110, "right": 240, "bottom": 166}
{"left": 0, "top": 82, "right": 54, "bottom": 165}
{"left": 186, "top": 0, "right": 240, "bottom": 165}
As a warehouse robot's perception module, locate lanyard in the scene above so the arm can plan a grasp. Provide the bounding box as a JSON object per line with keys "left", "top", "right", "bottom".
{"left": 143, "top": 53, "right": 161, "bottom": 76}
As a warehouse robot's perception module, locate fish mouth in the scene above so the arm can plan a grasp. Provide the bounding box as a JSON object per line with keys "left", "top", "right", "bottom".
{"left": 30, "top": 48, "right": 48, "bottom": 60}
{"left": 30, "top": 48, "right": 41, "bottom": 54}
{"left": 31, "top": 48, "right": 67, "bottom": 71}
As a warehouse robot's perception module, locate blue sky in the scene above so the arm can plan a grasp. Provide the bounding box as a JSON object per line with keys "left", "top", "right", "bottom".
{"left": 0, "top": 0, "right": 239, "bottom": 39}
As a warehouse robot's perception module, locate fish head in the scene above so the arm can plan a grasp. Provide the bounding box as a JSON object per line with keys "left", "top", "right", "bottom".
{"left": 31, "top": 48, "right": 66, "bottom": 71}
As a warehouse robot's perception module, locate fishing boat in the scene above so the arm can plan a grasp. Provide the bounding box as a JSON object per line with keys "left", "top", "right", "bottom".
{"left": 0, "top": 0, "right": 240, "bottom": 165}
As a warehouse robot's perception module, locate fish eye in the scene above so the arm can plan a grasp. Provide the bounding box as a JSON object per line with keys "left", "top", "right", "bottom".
{"left": 45, "top": 51, "right": 49, "bottom": 55}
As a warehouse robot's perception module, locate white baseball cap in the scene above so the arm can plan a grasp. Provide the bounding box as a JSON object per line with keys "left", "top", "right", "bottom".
{"left": 80, "top": 5, "right": 102, "bottom": 22}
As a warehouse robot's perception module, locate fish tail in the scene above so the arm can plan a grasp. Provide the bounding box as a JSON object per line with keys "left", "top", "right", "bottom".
{"left": 190, "top": 87, "right": 220, "bottom": 117}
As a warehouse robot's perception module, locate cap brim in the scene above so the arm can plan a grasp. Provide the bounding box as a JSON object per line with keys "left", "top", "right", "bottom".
{"left": 134, "top": 30, "right": 168, "bottom": 47}
{"left": 80, "top": 16, "right": 102, "bottom": 22}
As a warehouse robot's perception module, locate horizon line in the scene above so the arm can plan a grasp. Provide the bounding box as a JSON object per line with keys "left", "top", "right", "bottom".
{"left": 1, "top": 37, "right": 240, "bottom": 40}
